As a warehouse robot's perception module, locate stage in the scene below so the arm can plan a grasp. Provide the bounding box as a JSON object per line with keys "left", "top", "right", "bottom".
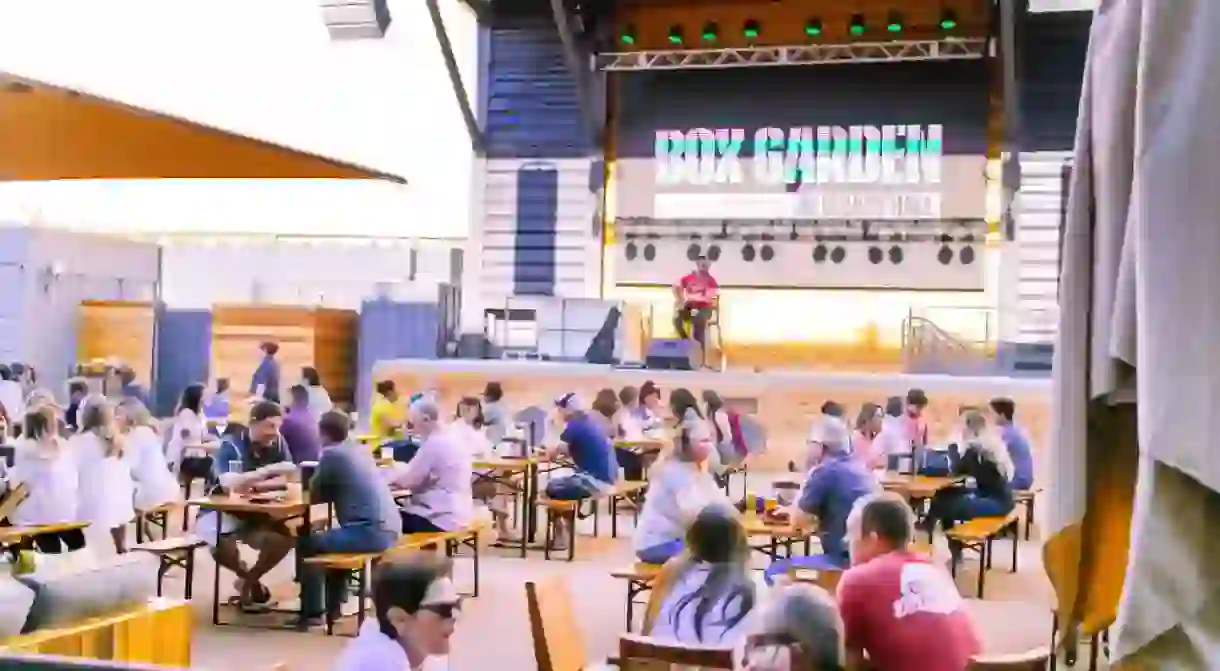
{"left": 372, "top": 359, "right": 1052, "bottom": 475}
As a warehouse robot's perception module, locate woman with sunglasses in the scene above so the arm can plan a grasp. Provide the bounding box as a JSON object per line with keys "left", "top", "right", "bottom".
{"left": 334, "top": 554, "right": 463, "bottom": 671}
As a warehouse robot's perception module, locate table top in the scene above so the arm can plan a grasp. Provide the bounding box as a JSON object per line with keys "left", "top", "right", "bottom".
{"left": 879, "top": 474, "right": 962, "bottom": 496}
{"left": 183, "top": 442, "right": 221, "bottom": 454}
{"left": 741, "top": 513, "right": 810, "bottom": 538}
{"left": 613, "top": 438, "right": 666, "bottom": 452}
{"left": 188, "top": 494, "right": 311, "bottom": 515}
{"left": 0, "top": 522, "right": 90, "bottom": 545}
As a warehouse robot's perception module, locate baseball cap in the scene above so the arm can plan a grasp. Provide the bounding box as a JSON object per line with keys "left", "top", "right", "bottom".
{"left": 813, "top": 416, "right": 850, "bottom": 455}
{"left": 554, "top": 392, "right": 584, "bottom": 411}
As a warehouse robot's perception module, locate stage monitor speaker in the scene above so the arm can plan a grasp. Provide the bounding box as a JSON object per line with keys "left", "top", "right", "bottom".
{"left": 645, "top": 338, "right": 697, "bottom": 371}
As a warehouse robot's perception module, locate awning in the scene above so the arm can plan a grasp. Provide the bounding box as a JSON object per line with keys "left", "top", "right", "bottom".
{"left": 0, "top": 72, "right": 404, "bottom": 183}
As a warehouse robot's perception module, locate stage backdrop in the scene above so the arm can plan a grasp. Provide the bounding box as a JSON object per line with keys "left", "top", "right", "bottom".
{"left": 611, "top": 61, "right": 990, "bottom": 290}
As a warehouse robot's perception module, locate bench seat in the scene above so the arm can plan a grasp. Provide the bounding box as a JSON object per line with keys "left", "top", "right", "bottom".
{"left": 131, "top": 535, "right": 207, "bottom": 600}
{"left": 946, "top": 511, "right": 1021, "bottom": 598}
{"left": 538, "top": 481, "right": 648, "bottom": 561}
{"left": 610, "top": 563, "right": 664, "bottom": 631}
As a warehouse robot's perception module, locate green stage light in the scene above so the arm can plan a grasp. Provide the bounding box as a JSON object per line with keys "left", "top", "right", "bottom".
{"left": 743, "top": 19, "right": 760, "bottom": 39}
{"left": 887, "top": 11, "right": 904, "bottom": 32}
{"left": 849, "top": 14, "right": 865, "bottom": 36}
{"left": 805, "top": 18, "right": 822, "bottom": 37}
{"left": 940, "top": 10, "right": 958, "bottom": 30}
{"left": 620, "top": 24, "right": 636, "bottom": 45}
{"left": 667, "top": 25, "right": 684, "bottom": 45}
{"left": 701, "top": 22, "right": 719, "bottom": 42}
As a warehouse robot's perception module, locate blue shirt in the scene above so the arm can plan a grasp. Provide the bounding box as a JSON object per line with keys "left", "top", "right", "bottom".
{"left": 249, "top": 355, "right": 281, "bottom": 402}
{"left": 311, "top": 441, "right": 401, "bottom": 534}
{"left": 798, "top": 455, "right": 877, "bottom": 566}
{"left": 211, "top": 431, "right": 291, "bottom": 492}
{"left": 561, "top": 414, "right": 619, "bottom": 486}
{"left": 1000, "top": 423, "right": 1035, "bottom": 488}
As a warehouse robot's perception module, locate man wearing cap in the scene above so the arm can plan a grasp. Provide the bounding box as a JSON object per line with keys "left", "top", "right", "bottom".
{"left": 672, "top": 255, "right": 719, "bottom": 367}
{"left": 543, "top": 393, "right": 619, "bottom": 551}
{"left": 764, "top": 416, "right": 878, "bottom": 585}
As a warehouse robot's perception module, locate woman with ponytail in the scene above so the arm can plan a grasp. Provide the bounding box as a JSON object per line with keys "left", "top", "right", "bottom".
{"left": 72, "top": 396, "right": 136, "bottom": 553}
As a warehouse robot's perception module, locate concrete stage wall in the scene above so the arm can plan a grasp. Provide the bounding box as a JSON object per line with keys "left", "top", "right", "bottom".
{"left": 373, "top": 360, "right": 1053, "bottom": 478}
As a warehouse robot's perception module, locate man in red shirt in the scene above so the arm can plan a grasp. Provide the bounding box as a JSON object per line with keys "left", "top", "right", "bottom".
{"left": 837, "top": 493, "right": 981, "bottom": 671}
{"left": 672, "top": 255, "right": 719, "bottom": 365}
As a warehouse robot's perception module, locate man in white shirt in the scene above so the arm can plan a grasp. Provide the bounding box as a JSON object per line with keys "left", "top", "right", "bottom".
{"left": 385, "top": 399, "right": 474, "bottom": 534}
{"left": 0, "top": 364, "right": 25, "bottom": 433}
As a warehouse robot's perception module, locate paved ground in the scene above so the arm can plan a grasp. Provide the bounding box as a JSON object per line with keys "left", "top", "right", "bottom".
{"left": 152, "top": 475, "right": 1064, "bottom": 670}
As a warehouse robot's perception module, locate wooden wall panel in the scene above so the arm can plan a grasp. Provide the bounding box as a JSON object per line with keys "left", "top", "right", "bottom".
{"left": 613, "top": 0, "right": 990, "bottom": 51}
{"left": 210, "top": 305, "right": 357, "bottom": 408}
{"left": 376, "top": 361, "right": 1051, "bottom": 478}
{"left": 77, "top": 301, "right": 155, "bottom": 386}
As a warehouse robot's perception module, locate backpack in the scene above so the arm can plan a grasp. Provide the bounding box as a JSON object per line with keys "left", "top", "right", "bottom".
{"left": 728, "top": 411, "right": 767, "bottom": 458}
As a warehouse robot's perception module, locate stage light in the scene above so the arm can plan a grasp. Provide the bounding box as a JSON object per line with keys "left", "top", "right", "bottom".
{"left": 849, "top": 14, "right": 866, "bottom": 36}
{"left": 940, "top": 10, "right": 958, "bottom": 30}
{"left": 643, "top": 244, "right": 656, "bottom": 261}
{"left": 620, "top": 24, "right": 636, "bottom": 45}
{"left": 888, "top": 246, "right": 904, "bottom": 264}
{"left": 937, "top": 245, "right": 953, "bottom": 265}
{"left": 805, "top": 18, "right": 822, "bottom": 37}
{"left": 830, "top": 247, "right": 847, "bottom": 264}
{"left": 625, "top": 242, "right": 637, "bottom": 260}
{"left": 959, "top": 246, "right": 975, "bottom": 265}
{"left": 701, "top": 22, "right": 719, "bottom": 42}
{"left": 760, "top": 245, "right": 775, "bottom": 262}
{"left": 887, "top": 11, "right": 904, "bottom": 32}
{"left": 707, "top": 245, "right": 722, "bottom": 261}
{"left": 812, "top": 245, "right": 828, "bottom": 263}
{"left": 667, "top": 25, "right": 684, "bottom": 45}
{"left": 742, "top": 244, "right": 756, "bottom": 262}
{"left": 867, "top": 246, "right": 883, "bottom": 264}
{"left": 686, "top": 244, "right": 701, "bottom": 261}
{"left": 743, "top": 19, "right": 760, "bottom": 39}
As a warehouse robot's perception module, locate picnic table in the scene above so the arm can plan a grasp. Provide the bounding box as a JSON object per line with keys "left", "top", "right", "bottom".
{"left": 741, "top": 512, "right": 813, "bottom": 561}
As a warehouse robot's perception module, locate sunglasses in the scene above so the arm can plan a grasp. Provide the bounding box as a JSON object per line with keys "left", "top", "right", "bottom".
{"left": 419, "top": 599, "right": 463, "bottom": 620}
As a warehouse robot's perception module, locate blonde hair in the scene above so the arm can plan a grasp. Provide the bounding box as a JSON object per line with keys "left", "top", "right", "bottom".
{"left": 960, "top": 410, "right": 1010, "bottom": 478}
{"left": 25, "top": 388, "right": 57, "bottom": 409}
{"left": 80, "top": 395, "right": 121, "bottom": 456}
{"left": 22, "top": 405, "right": 59, "bottom": 442}
{"left": 116, "top": 397, "right": 157, "bottom": 431}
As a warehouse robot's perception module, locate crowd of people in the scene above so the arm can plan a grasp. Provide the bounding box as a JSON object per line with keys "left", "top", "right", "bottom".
{"left": 0, "top": 353, "right": 1041, "bottom": 669}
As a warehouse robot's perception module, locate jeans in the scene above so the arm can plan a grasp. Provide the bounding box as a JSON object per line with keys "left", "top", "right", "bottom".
{"left": 298, "top": 524, "right": 397, "bottom": 617}
{"left": 545, "top": 474, "right": 601, "bottom": 500}
{"left": 636, "top": 539, "right": 684, "bottom": 565}
{"left": 616, "top": 448, "right": 644, "bottom": 482}
{"left": 401, "top": 512, "right": 445, "bottom": 534}
{"left": 673, "top": 304, "right": 712, "bottom": 345}
{"left": 1010, "top": 475, "right": 1034, "bottom": 491}
{"left": 763, "top": 553, "right": 846, "bottom": 586}
{"left": 929, "top": 489, "right": 1013, "bottom": 532}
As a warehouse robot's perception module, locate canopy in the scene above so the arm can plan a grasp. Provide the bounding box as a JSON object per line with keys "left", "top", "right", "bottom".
{"left": 0, "top": 72, "right": 404, "bottom": 182}
{"left": 1044, "top": 0, "right": 1220, "bottom": 667}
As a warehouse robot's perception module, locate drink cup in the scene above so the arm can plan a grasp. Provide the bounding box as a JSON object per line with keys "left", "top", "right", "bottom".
{"left": 227, "top": 460, "right": 243, "bottom": 475}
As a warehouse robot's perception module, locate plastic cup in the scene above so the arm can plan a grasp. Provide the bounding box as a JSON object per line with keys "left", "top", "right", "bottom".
{"left": 227, "top": 460, "right": 243, "bottom": 474}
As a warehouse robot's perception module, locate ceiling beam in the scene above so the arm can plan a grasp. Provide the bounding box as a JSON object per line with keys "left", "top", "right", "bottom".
{"left": 426, "top": 0, "right": 485, "bottom": 155}
{"left": 549, "top": 0, "right": 603, "bottom": 147}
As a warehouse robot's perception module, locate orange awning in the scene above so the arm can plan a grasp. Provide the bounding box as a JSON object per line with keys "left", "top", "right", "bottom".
{"left": 0, "top": 72, "right": 404, "bottom": 182}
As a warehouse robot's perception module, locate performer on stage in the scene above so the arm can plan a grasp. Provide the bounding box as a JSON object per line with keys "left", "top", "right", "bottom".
{"left": 673, "top": 255, "right": 719, "bottom": 365}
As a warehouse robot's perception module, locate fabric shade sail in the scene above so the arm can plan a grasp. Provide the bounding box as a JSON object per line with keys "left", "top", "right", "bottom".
{"left": 1044, "top": 0, "right": 1220, "bottom": 668}
{"left": 0, "top": 72, "right": 404, "bottom": 183}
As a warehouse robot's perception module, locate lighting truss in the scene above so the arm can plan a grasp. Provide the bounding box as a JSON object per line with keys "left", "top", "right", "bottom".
{"left": 595, "top": 38, "right": 987, "bottom": 71}
{"left": 615, "top": 217, "right": 990, "bottom": 242}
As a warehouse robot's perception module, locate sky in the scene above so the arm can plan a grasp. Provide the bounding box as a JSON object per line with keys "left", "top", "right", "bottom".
{"left": 0, "top": 0, "right": 479, "bottom": 239}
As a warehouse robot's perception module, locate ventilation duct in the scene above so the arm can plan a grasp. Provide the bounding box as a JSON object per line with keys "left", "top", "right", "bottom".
{"left": 320, "top": 0, "right": 392, "bottom": 40}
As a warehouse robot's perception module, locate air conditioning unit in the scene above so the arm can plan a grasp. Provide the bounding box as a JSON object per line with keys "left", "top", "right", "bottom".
{"left": 320, "top": 0, "right": 392, "bottom": 40}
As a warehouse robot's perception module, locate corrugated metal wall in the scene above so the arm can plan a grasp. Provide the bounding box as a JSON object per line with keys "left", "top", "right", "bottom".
{"left": 153, "top": 308, "right": 212, "bottom": 416}
{"left": 476, "top": 18, "right": 601, "bottom": 314}
{"left": 1011, "top": 10, "right": 1091, "bottom": 346}
{"left": 356, "top": 300, "right": 441, "bottom": 415}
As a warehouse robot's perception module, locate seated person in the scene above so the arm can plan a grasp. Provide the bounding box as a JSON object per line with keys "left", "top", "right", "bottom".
{"left": 744, "top": 583, "right": 846, "bottom": 671}
{"left": 64, "top": 378, "right": 88, "bottom": 433}
{"left": 875, "top": 396, "right": 911, "bottom": 472}
{"left": 334, "top": 554, "right": 461, "bottom": 671}
{"left": 764, "top": 420, "right": 877, "bottom": 585}
{"left": 633, "top": 418, "right": 731, "bottom": 564}
{"left": 851, "top": 402, "right": 884, "bottom": 470}
{"left": 203, "top": 378, "right": 232, "bottom": 422}
{"left": 839, "top": 493, "right": 981, "bottom": 671}
{"left": 385, "top": 399, "right": 473, "bottom": 534}
{"left": 481, "top": 382, "right": 510, "bottom": 443}
{"left": 672, "top": 255, "right": 719, "bottom": 365}
{"left": 648, "top": 506, "right": 757, "bottom": 647}
{"left": 370, "top": 380, "right": 406, "bottom": 440}
{"left": 297, "top": 410, "right": 402, "bottom": 627}
{"left": 281, "top": 384, "right": 322, "bottom": 464}
{"left": 989, "top": 397, "right": 1035, "bottom": 490}
{"left": 542, "top": 393, "right": 619, "bottom": 551}
{"left": 197, "top": 401, "right": 297, "bottom": 611}
{"left": 805, "top": 401, "right": 845, "bottom": 472}
{"left": 924, "top": 411, "right": 1015, "bottom": 559}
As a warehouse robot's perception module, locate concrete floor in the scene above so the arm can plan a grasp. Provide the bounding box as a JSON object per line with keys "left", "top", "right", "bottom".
{"left": 150, "top": 474, "right": 1066, "bottom": 670}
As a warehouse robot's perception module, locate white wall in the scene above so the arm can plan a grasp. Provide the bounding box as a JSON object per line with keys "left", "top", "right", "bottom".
{"left": 0, "top": 0, "right": 480, "bottom": 241}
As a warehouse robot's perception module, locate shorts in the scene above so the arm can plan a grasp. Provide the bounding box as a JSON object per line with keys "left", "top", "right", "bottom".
{"left": 545, "top": 473, "right": 608, "bottom": 501}
{"left": 195, "top": 510, "right": 280, "bottom": 549}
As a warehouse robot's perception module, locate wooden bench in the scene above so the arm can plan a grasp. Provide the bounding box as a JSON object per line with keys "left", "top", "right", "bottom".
{"left": 131, "top": 535, "right": 208, "bottom": 599}
{"left": 609, "top": 562, "right": 664, "bottom": 631}
{"left": 0, "top": 599, "right": 192, "bottom": 665}
{"left": 720, "top": 463, "right": 748, "bottom": 499}
{"left": 1013, "top": 488, "right": 1041, "bottom": 540}
{"left": 946, "top": 510, "right": 1021, "bottom": 598}
{"left": 304, "top": 522, "right": 488, "bottom": 636}
{"left": 135, "top": 501, "right": 184, "bottom": 543}
{"left": 538, "top": 480, "right": 648, "bottom": 561}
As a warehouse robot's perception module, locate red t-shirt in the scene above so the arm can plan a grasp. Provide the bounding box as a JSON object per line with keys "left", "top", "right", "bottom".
{"left": 678, "top": 272, "right": 718, "bottom": 308}
{"left": 838, "top": 550, "right": 981, "bottom": 671}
